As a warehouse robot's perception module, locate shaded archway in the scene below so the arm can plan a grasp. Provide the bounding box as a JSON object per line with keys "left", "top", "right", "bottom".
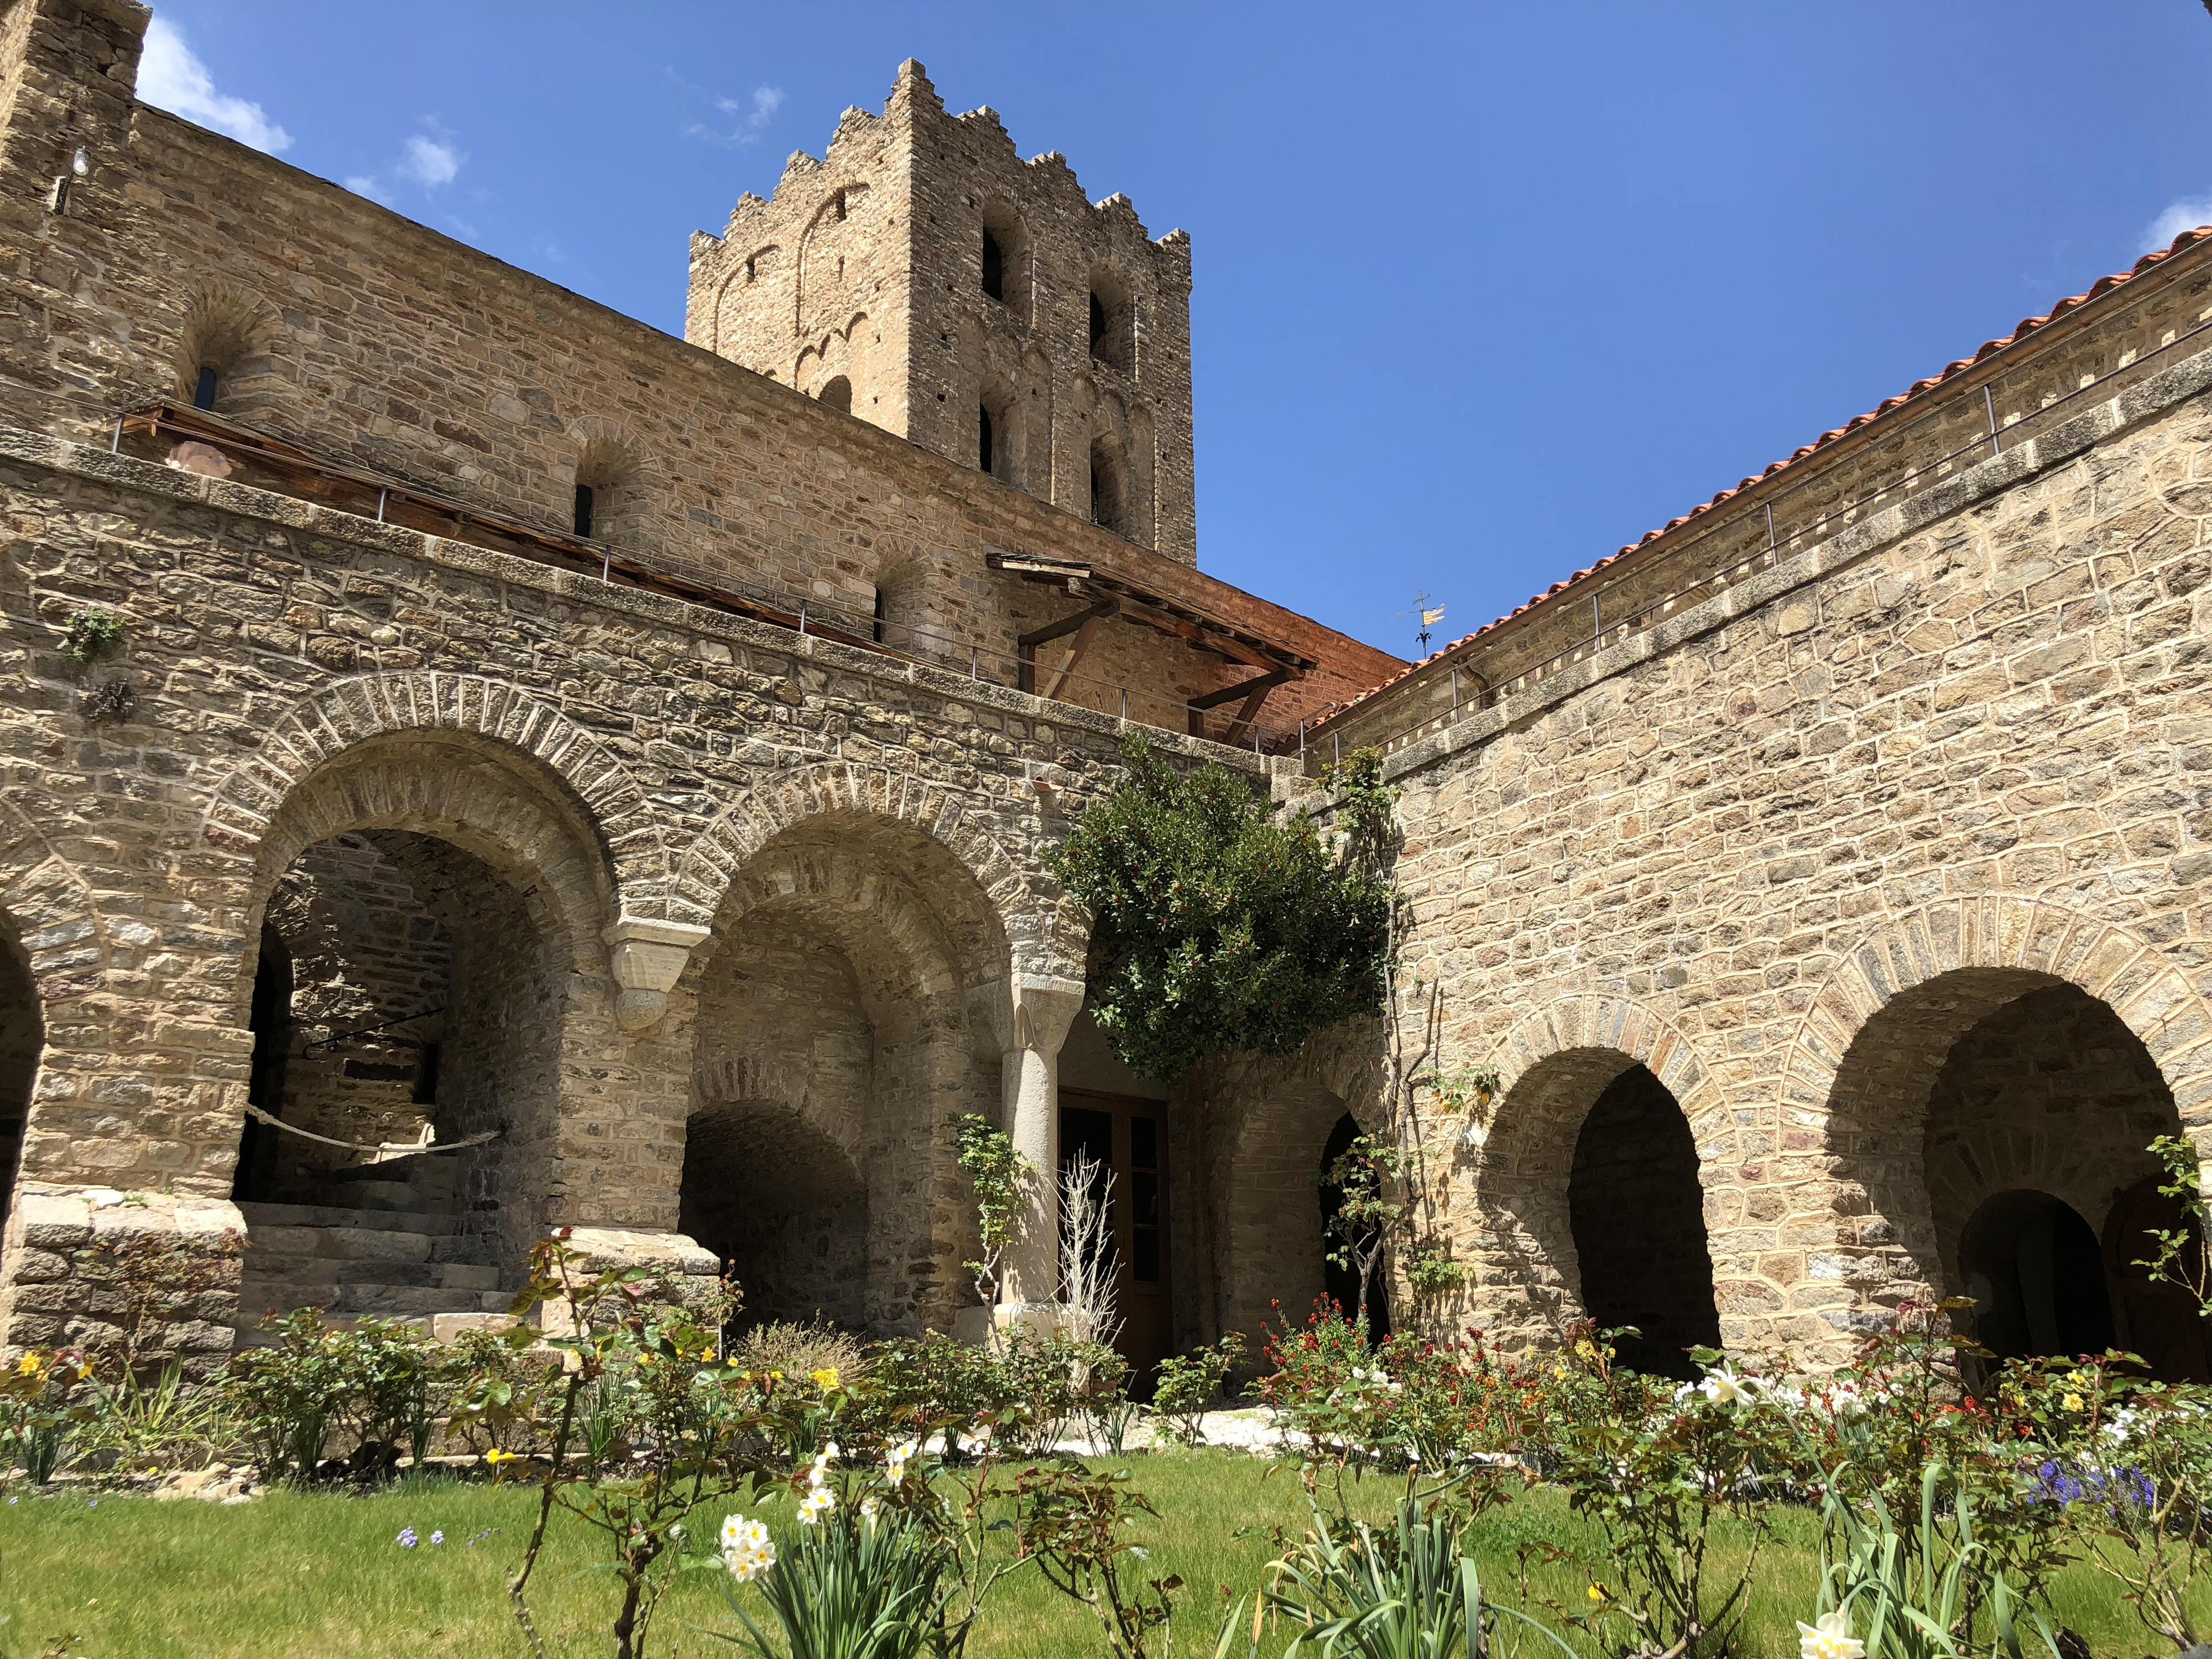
{"left": 681, "top": 1099, "right": 867, "bottom": 1331}
{"left": 685, "top": 812, "right": 1010, "bottom": 1337}
{"left": 233, "top": 826, "right": 564, "bottom": 1332}
{"left": 0, "top": 922, "right": 39, "bottom": 1231}
{"left": 1825, "top": 969, "right": 2196, "bottom": 1378}
{"left": 1318, "top": 1110, "right": 1391, "bottom": 1340}
{"left": 1958, "top": 1190, "right": 2114, "bottom": 1374}
{"left": 1566, "top": 1065, "right": 1720, "bottom": 1379}
{"left": 1215, "top": 1075, "right": 1350, "bottom": 1357}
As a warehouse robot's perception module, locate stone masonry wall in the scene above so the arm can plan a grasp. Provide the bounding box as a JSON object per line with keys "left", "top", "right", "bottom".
{"left": 0, "top": 424, "right": 1284, "bottom": 1353}
{"left": 1326, "top": 341, "right": 2212, "bottom": 1367}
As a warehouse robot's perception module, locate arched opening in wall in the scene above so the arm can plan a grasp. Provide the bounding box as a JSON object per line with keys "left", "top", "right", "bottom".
{"left": 687, "top": 815, "right": 1009, "bottom": 1339}
{"left": 816, "top": 375, "right": 852, "bottom": 415}
{"left": 174, "top": 288, "right": 280, "bottom": 421}
{"left": 1827, "top": 970, "right": 2204, "bottom": 1382}
{"left": 233, "top": 821, "right": 569, "bottom": 1335}
{"left": 1564, "top": 1064, "right": 1720, "bottom": 1380}
{"left": 1089, "top": 436, "right": 1128, "bottom": 536}
{"left": 572, "top": 436, "right": 646, "bottom": 550}
{"left": 1318, "top": 1111, "right": 1392, "bottom": 1340}
{"left": 681, "top": 1100, "right": 867, "bottom": 1332}
{"left": 1958, "top": 1190, "right": 2114, "bottom": 1376}
{"left": 979, "top": 201, "right": 1031, "bottom": 327}
{"left": 0, "top": 922, "right": 41, "bottom": 1231}
{"left": 979, "top": 376, "right": 1018, "bottom": 487}
{"left": 1088, "top": 265, "right": 1133, "bottom": 375}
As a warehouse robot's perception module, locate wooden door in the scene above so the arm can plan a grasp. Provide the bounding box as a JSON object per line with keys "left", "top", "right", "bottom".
{"left": 1059, "top": 1089, "right": 1171, "bottom": 1391}
{"left": 2103, "top": 1175, "right": 2212, "bottom": 1383}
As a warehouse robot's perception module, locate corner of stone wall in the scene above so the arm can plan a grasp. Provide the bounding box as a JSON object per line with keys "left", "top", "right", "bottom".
{"left": 0, "top": 1183, "right": 243, "bottom": 1378}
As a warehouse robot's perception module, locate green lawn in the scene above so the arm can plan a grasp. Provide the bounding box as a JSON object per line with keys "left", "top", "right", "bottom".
{"left": 0, "top": 1454, "right": 2188, "bottom": 1659}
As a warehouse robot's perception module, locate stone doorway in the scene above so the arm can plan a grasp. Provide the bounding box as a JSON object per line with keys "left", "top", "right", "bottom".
{"left": 679, "top": 1099, "right": 868, "bottom": 1333}
{"left": 1564, "top": 1063, "right": 1720, "bottom": 1380}
{"left": 1060, "top": 1089, "right": 1171, "bottom": 1386}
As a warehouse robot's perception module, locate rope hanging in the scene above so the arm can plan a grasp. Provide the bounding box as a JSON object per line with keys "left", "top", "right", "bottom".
{"left": 244, "top": 1101, "right": 499, "bottom": 1158}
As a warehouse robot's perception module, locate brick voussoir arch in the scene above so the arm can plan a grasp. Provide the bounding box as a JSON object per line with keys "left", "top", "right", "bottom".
{"left": 201, "top": 672, "right": 669, "bottom": 919}
{"left": 671, "top": 761, "right": 1083, "bottom": 982}
{"left": 0, "top": 802, "right": 109, "bottom": 1006}
{"left": 1783, "top": 896, "right": 2212, "bottom": 1129}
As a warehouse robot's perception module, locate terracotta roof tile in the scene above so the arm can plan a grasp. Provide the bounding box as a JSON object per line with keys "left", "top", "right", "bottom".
{"left": 1332, "top": 224, "right": 2212, "bottom": 716}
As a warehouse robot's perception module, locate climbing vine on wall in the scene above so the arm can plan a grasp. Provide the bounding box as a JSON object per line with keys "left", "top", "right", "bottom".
{"left": 1047, "top": 735, "right": 1391, "bottom": 1082}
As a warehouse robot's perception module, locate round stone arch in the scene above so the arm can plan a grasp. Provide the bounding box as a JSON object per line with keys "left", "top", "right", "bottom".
{"left": 201, "top": 672, "right": 668, "bottom": 921}
{"left": 1780, "top": 897, "right": 2212, "bottom": 1352}
{"left": 1468, "top": 995, "right": 1721, "bottom": 1357}
{"left": 671, "top": 761, "right": 1082, "bottom": 984}
{"left": 680, "top": 806, "right": 1012, "bottom": 1335}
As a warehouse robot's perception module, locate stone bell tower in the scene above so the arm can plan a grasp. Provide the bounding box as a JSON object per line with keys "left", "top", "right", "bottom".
{"left": 686, "top": 60, "right": 1197, "bottom": 565}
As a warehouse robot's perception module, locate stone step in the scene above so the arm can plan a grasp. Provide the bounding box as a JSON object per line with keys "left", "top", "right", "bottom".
{"left": 240, "top": 1201, "right": 462, "bottom": 1237}
{"left": 248, "top": 1223, "right": 435, "bottom": 1264}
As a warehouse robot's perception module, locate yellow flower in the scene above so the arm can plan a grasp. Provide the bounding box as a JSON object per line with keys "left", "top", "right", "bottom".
{"left": 810, "top": 1366, "right": 841, "bottom": 1390}
{"left": 2063, "top": 1392, "right": 2084, "bottom": 1412}
{"left": 1575, "top": 1339, "right": 1598, "bottom": 1361}
{"left": 16, "top": 1354, "right": 40, "bottom": 1376}
{"left": 485, "top": 1448, "right": 514, "bottom": 1464}
{"left": 1552, "top": 1365, "right": 1568, "bottom": 1380}
{"left": 1587, "top": 1583, "right": 1606, "bottom": 1603}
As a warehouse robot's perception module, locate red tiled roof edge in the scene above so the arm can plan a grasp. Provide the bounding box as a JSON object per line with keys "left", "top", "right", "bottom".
{"left": 1331, "top": 223, "right": 2212, "bottom": 718}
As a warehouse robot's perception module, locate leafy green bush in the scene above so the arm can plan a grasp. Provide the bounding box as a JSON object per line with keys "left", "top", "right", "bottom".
{"left": 1047, "top": 735, "right": 1390, "bottom": 1080}
{"left": 221, "top": 1309, "right": 439, "bottom": 1483}
{"left": 1149, "top": 1332, "right": 1245, "bottom": 1447}
{"left": 1, "top": 1348, "right": 88, "bottom": 1484}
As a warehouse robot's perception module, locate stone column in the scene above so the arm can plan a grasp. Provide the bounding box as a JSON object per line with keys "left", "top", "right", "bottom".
{"left": 994, "top": 973, "right": 1084, "bottom": 1323}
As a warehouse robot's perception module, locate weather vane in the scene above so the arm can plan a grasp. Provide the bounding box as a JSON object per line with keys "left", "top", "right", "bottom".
{"left": 1400, "top": 591, "right": 1447, "bottom": 655}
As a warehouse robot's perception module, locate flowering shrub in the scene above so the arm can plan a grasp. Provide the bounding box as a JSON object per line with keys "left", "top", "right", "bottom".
{"left": 1149, "top": 1331, "right": 1245, "bottom": 1447}
{"left": 1, "top": 1348, "right": 88, "bottom": 1485}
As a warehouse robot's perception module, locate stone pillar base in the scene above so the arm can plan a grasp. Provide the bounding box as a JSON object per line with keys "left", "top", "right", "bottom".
{"left": 951, "top": 1301, "right": 1066, "bottom": 1348}
{"left": 0, "top": 1184, "right": 246, "bottom": 1378}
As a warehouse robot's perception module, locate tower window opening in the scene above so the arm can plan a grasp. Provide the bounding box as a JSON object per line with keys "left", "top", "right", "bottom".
{"left": 872, "top": 586, "right": 887, "bottom": 645}
{"left": 193, "top": 366, "right": 218, "bottom": 411}
{"left": 1089, "top": 292, "right": 1107, "bottom": 351}
{"left": 979, "top": 405, "right": 995, "bottom": 475}
{"left": 982, "top": 230, "right": 1004, "bottom": 300}
{"left": 572, "top": 483, "right": 594, "bottom": 540}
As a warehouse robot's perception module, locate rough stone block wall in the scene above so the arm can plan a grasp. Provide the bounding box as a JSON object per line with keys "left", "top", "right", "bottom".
{"left": 1317, "top": 343, "right": 2212, "bottom": 1367}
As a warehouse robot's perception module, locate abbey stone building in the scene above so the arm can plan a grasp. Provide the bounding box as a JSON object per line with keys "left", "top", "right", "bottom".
{"left": 4, "top": 0, "right": 2212, "bottom": 1384}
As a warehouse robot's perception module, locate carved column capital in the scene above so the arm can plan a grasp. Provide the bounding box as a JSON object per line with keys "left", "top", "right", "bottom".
{"left": 601, "top": 917, "right": 712, "bottom": 1033}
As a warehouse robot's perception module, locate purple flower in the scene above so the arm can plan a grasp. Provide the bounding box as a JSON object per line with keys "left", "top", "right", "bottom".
{"left": 430, "top": 1530, "right": 444, "bottom": 1545}
{"left": 397, "top": 1526, "right": 419, "bottom": 1548}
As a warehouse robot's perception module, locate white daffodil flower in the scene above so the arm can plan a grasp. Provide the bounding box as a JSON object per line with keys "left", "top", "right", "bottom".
{"left": 1797, "top": 1611, "right": 1864, "bottom": 1659}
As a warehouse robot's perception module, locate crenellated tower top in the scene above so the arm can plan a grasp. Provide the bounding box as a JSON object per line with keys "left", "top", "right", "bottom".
{"left": 686, "top": 61, "right": 1197, "bottom": 564}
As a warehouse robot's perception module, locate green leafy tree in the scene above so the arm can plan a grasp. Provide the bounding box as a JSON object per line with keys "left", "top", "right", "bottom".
{"left": 1047, "top": 735, "right": 1390, "bottom": 1081}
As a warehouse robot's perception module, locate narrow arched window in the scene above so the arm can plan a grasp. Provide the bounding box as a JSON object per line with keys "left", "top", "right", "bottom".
{"left": 1088, "top": 269, "right": 1134, "bottom": 375}
{"left": 1089, "top": 439, "right": 1126, "bottom": 535}
{"left": 979, "top": 405, "right": 995, "bottom": 474}
{"left": 572, "top": 483, "right": 594, "bottom": 539}
{"left": 982, "top": 230, "right": 1004, "bottom": 300}
{"left": 1089, "top": 293, "right": 1107, "bottom": 352}
{"left": 193, "top": 366, "right": 218, "bottom": 411}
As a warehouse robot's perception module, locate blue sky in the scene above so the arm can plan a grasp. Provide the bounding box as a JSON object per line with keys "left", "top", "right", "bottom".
{"left": 138, "top": 3, "right": 2212, "bottom": 660}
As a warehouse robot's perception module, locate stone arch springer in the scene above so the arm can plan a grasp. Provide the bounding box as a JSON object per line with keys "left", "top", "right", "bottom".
{"left": 199, "top": 672, "right": 701, "bottom": 1031}
{"left": 1782, "top": 896, "right": 2212, "bottom": 1142}
{"left": 671, "top": 760, "right": 1086, "bottom": 988}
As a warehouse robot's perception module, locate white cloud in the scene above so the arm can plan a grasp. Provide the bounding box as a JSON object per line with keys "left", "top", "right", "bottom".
{"left": 2145, "top": 193, "right": 2212, "bottom": 254}
{"left": 401, "top": 134, "right": 461, "bottom": 188}
{"left": 343, "top": 173, "right": 390, "bottom": 203}
{"left": 693, "top": 84, "right": 784, "bottom": 146}
{"left": 137, "top": 15, "right": 291, "bottom": 153}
